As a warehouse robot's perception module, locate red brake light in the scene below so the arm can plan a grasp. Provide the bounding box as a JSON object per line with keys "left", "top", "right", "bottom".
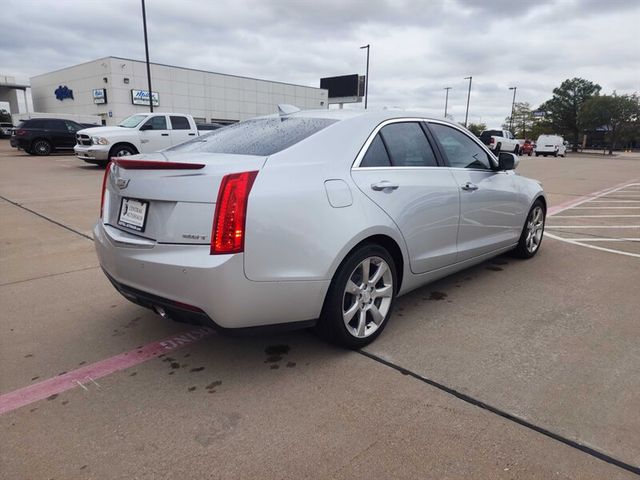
{"left": 211, "top": 171, "right": 258, "bottom": 255}
{"left": 100, "top": 162, "right": 113, "bottom": 218}
{"left": 490, "top": 138, "right": 495, "bottom": 144}
{"left": 112, "top": 158, "right": 205, "bottom": 170}
{"left": 15, "top": 129, "right": 27, "bottom": 136}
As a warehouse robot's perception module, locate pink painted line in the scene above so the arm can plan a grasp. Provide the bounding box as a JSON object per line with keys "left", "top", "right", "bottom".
{"left": 0, "top": 326, "right": 215, "bottom": 415}
{"left": 547, "top": 180, "right": 639, "bottom": 216}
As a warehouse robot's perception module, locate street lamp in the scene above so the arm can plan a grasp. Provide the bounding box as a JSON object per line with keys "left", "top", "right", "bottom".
{"left": 464, "top": 76, "right": 472, "bottom": 127}
{"left": 141, "top": 0, "right": 153, "bottom": 113}
{"left": 360, "top": 44, "right": 370, "bottom": 109}
{"left": 443, "top": 87, "right": 451, "bottom": 117}
{"left": 509, "top": 86, "right": 517, "bottom": 133}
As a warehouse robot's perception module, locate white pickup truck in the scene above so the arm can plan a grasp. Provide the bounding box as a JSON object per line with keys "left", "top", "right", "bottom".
{"left": 74, "top": 113, "right": 199, "bottom": 166}
{"left": 478, "top": 129, "right": 520, "bottom": 154}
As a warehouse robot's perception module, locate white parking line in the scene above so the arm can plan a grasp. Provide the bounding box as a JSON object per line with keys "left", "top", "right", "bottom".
{"left": 566, "top": 238, "right": 640, "bottom": 242}
{"left": 550, "top": 215, "right": 640, "bottom": 218}
{"left": 572, "top": 206, "right": 640, "bottom": 209}
{"left": 586, "top": 200, "right": 640, "bottom": 203}
{"left": 545, "top": 233, "right": 640, "bottom": 258}
{"left": 546, "top": 225, "right": 640, "bottom": 229}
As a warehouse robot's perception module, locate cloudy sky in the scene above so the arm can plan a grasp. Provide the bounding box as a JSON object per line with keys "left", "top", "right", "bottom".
{"left": 2, "top": 0, "right": 639, "bottom": 126}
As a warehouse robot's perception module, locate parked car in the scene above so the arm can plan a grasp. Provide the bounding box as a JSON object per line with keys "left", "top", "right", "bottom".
{"left": 520, "top": 139, "right": 535, "bottom": 156}
{"left": 0, "top": 122, "right": 14, "bottom": 138}
{"left": 535, "top": 135, "right": 567, "bottom": 157}
{"left": 74, "top": 113, "right": 199, "bottom": 166}
{"left": 10, "top": 118, "right": 85, "bottom": 155}
{"left": 95, "top": 109, "right": 546, "bottom": 348}
{"left": 479, "top": 129, "right": 520, "bottom": 154}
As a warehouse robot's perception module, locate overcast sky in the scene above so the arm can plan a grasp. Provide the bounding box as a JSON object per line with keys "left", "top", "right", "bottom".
{"left": 2, "top": 0, "right": 639, "bottom": 126}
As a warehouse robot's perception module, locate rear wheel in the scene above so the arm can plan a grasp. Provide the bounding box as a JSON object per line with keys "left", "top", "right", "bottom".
{"left": 513, "top": 200, "right": 545, "bottom": 259}
{"left": 32, "top": 139, "right": 52, "bottom": 156}
{"left": 317, "top": 244, "right": 396, "bottom": 349}
{"left": 514, "top": 145, "right": 520, "bottom": 155}
{"left": 495, "top": 142, "right": 502, "bottom": 153}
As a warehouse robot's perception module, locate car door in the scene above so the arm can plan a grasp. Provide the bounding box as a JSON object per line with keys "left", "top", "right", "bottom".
{"left": 46, "top": 120, "right": 70, "bottom": 149}
{"left": 351, "top": 120, "right": 460, "bottom": 274}
{"left": 426, "top": 121, "right": 524, "bottom": 262}
{"left": 139, "top": 115, "right": 172, "bottom": 151}
{"left": 169, "top": 116, "right": 197, "bottom": 146}
{"left": 63, "top": 121, "right": 82, "bottom": 149}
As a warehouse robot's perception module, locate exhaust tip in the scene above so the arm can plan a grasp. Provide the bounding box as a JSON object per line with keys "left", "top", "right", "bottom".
{"left": 153, "top": 305, "right": 170, "bottom": 320}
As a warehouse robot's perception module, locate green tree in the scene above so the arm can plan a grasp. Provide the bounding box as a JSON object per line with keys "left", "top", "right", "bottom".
{"left": 466, "top": 122, "right": 486, "bottom": 137}
{"left": 0, "top": 109, "right": 12, "bottom": 123}
{"left": 579, "top": 93, "right": 640, "bottom": 154}
{"left": 502, "top": 102, "right": 535, "bottom": 138}
{"left": 538, "top": 78, "right": 601, "bottom": 149}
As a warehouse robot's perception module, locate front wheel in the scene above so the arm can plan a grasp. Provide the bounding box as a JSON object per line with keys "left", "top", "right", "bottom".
{"left": 109, "top": 144, "right": 137, "bottom": 161}
{"left": 514, "top": 145, "right": 520, "bottom": 155}
{"left": 513, "top": 200, "right": 545, "bottom": 259}
{"left": 317, "top": 244, "right": 396, "bottom": 349}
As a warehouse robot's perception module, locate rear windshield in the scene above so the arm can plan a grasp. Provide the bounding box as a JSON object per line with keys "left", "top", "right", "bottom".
{"left": 480, "top": 130, "right": 502, "bottom": 139}
{"left": 167, "top": 117, "right": 338, "bottom": 156}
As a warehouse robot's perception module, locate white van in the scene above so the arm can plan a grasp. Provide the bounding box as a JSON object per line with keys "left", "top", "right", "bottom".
{"left": 535, "top": 135, "right": 567, "bottom": 157}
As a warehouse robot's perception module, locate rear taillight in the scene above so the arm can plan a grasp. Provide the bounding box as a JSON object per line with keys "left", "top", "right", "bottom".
{"left": 15, "top": 129, "right": 26, "bottom": 136}
{"left": 211, "top": 171, "right": 258, "bottom": 255}
{"left": 100, "top": 162, "right": 112, "bottom": 219}
{"left": 490, "top": 138, "right": 495, "bottom": 144}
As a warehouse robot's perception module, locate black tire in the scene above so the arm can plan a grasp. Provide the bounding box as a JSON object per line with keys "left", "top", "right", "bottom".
{"left": 535, "top": 153, "right": 539, "bottom": 157}
{"left": 31, "top": 139, "right": 52, "bottom": 156}
{"left": 512, "top": 200, "right": 545, "bottom": 259}
{"left": 109, "top": 144, "right": 137, "bottom": 161}
{"left": 528, "top": 151, "right": 532, "bottom": 156}
{"left": 495, "top": 142, "right": 502, "bottom": 153}
{"left": 553, "top": 151, "right": 558, "bottom": 157}
{"left": 514, "top": 145, "right": 520, "bottom": 155}
{"left": 316, "top": 244, "right": 397, "bottom": 349}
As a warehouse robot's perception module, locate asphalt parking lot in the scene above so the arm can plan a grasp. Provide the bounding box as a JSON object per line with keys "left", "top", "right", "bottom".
{"left": 1, "top": 140, "right": 639, "bottom": 479}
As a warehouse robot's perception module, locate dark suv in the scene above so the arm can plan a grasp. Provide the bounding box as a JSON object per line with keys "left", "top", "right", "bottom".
{"left": 10, "top": 118, "right": 86, "bottom": 156}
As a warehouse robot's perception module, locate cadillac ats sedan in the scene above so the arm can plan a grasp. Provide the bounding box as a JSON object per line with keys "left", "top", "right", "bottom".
{"left": 95, "top": 109, "right": 546, "bottom": 348}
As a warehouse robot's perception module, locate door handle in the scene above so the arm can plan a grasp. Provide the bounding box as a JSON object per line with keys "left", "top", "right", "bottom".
{"left": 161, "top": 133, "right": 169, "bottom": 136}
{"left": 371, "top": 181, "right": 399, "bottom": 191}
{"left": 188, "top": 133, "right": 196, "bottom": 136}
{"left": 461, "top": 182, "right": 478, "bottom": 191}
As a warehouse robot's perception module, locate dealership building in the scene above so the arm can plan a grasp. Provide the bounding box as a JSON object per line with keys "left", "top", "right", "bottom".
{"left": 30, "top": 56, "right": 329, "bottom": 126}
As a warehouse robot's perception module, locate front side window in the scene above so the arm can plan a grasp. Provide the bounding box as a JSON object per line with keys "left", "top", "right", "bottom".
{"left": 170, "top": 116, "right": 191, "bottom": 130}
{"left": 64, "top": 121, "right": 80, "bottom": 132}
{"left": 429, "top": 123, "right": 493, "bottom": 170}
{"left": 142, "top": 116, "right": 167, "bottom": 130}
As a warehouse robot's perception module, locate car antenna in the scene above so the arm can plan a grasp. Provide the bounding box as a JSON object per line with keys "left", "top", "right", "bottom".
{"left": 277, "top": 104, "right": 300, "bottom": 116}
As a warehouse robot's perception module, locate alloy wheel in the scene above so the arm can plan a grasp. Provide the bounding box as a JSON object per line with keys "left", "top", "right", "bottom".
{"left": 525, "top": 206, "right": 544, "bottom": 253}
{"left": 342, "top": 256, "right": 393, "bottom": 338}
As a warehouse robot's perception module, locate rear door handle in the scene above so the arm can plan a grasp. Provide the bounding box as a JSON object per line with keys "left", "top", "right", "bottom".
{"left": 461, "top": 182, "right": 478, "bottom": 191}
{"left": 188, "top": 133, "right": 196, "bottom": 136}
{"left": 371, "top": 181, "right": 399, "bottom": 191}
{"left": 161, "top": 133, "right": 169, "bottom": 136}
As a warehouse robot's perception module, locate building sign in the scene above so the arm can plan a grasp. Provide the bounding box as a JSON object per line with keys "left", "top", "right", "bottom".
{"left": 93, "top": 88, "right": 107, "bottom": 104}
{"left": 131, "top": 89, "right": 159, "bottom": 107}
{"left": 55, "top": 85, "right": 74, "bottom": 101}
{"left": 533, "top": 111, "right": 545, "bottom": 118}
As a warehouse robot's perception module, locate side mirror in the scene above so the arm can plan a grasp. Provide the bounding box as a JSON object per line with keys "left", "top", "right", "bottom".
{"left": 498, "top": 152, "right": 518, "bottom": 170}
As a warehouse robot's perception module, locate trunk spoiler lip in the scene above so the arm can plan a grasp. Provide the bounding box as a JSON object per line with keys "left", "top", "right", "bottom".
{"left": 111, "top": 158, "right": 206, "bottom": 170}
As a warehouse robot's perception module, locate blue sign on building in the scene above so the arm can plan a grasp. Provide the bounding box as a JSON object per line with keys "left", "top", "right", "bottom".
{"left": 55, "top": 85, "right": 74, "bottom": 101}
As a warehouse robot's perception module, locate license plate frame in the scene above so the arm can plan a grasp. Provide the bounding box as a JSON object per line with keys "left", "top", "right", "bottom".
{"left": 118, "top": 197, "right": 149, "bottom": 232}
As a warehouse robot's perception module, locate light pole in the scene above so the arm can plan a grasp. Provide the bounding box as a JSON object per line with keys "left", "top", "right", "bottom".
{"left": 508, "top": 86, "right": 517, "bottom": 132}
{"left": 443, "top": 87, "right": 451, "bottom": 117}
{"left": 141, "top": 0, "right": 153, "bottom": 113}
{"left": 360, "top": 44, "right": 370, "bottom": 109}
{"left": 464, "top": 76, "right": 472, "bottom": 127}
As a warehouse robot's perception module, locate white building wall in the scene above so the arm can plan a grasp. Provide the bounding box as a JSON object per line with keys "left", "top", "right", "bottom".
{"left": 31, "top": 57, "right": 328, "bottom": 126}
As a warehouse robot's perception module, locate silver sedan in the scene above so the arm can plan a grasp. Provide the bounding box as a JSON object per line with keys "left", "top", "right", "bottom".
{"left": 95, "top": 109, "right": 546, "bottom": 348}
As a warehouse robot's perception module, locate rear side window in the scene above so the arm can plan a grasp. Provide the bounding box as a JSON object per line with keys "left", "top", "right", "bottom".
{"left": 167, "top": 117, "right": 338, "bottom": 156}
{"left": 379, "top": 122, "right": 438, "bottom": 167}
{"left": 45, "top": 120, "right": 64, "bottom": 130}
{"left": 25, "top": 119, "right": 45, "bottom": 129}
{"left": 170, "top": 116, "right": 191, "bottom": 130}
{"left": 361, "top": 134, "right": 391, "bottom": 167}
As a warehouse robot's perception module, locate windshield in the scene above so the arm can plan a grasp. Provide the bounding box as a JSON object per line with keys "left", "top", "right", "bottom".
{"left": 167, "top": 117, "right": 338, "bottom": 156}
{"left": 119, "top": 114, "right": 149, "bottom": 128}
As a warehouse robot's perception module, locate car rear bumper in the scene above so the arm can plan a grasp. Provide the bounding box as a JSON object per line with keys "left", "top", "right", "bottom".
{"left": 94, "top": 222, "right": 328, "bottom": 330}
{"left": 74, "top": 145, "right": 109, "bottom": 162}
{"left": 10, "top": 137, "right": 26, "bottom": 149}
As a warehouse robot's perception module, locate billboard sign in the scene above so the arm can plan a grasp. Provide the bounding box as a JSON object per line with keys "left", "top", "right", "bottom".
{"left": 131, "top": 89, "right": 159, "bottom": 107}
{"left": 320, "top": 74, "right": 365, "bottom": 104}
{"left": 93, "top": 88, "right": 107, "bottom": 104}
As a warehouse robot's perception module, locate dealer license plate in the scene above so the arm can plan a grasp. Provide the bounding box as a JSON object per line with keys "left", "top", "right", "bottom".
{"left": 118, "top": 198, "right": 149, "bottom": 232}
